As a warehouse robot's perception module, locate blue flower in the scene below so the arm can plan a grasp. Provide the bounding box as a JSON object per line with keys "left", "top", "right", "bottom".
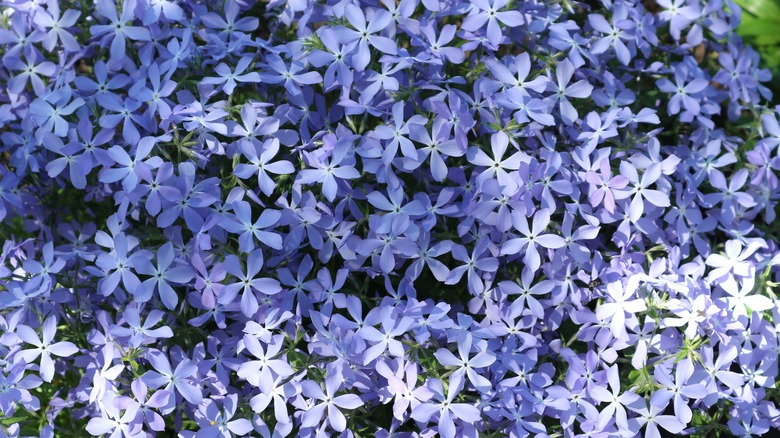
{"left": 134, "top": 242, "right": 195, "bottom": 309}
{"left": 201, "top": 56, "right": 261, "bottom": 96}
{"left": 333, "top": 4, "right": 398, "bottom": 71}
{"left": 258, "top": 54, "right": 323, "bottom": 96}
{"left": 90, "top": 0, "right": 152, "bottom": 65}
{"left": 15, "top": 316, "right": 79, "bottom": 383}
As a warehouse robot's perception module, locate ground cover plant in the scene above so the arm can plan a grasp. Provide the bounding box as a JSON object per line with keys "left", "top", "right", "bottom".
{"left": 2, "top": 0, "right": 780, "bottom": 436}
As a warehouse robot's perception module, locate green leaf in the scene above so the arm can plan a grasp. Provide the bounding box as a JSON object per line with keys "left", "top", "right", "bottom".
{"left": 734, "top": 0, "right": 780, "bottom": 21}
{"left": 754, "top": 35, "right": 780, "bottom": 45}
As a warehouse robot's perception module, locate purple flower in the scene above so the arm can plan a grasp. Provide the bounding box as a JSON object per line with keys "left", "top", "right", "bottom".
{"left": 221, "top": 251, "right": 282, "bottom": 317}
{"left": 590, "top": 365, "right": 637, "bottom": 432}
{"left": 595, "top": 279, "right": 647, "bottom": 341}
{"left": 701, "top": 168, "right": 757, "bottom": 217}
{"left": 249, "top": 373, "right": 296, "bottom": 424}
{"left": 129, "top": 63, "right": 177, "bottom": 119}
{"left": 663, "top": 294, "right": 717, "bottom": 339}
{"left": 417, "top": 22, "right": 465, "bottom": 64}
{"left": 461, "top": 0, "right": 524, "bottom": 46}
{"left": 310, "top": 267, "right": 349, "bottom": 315}
{"left": 6, "top": 52, "right": 56, "bottom": 96}
{"left": 548, "top": 22, "right": 591, "bottom": 68}
{"left": 656, "top": 0, "right": 700, "bottom": 40}
{"left": 729, "top": 414, "right": 772, "bottom": 437}
{"left": 100, "top": 137, "right": 159, "bottom": 192}
{"left": 406, "top": 233, "right": 452, "bottom": 282}
{"left": 86, "top": 402, "right": 143, "bottom": 438}
{"left": 301, "top": 366, "right": 364, "bottom": 432}
{"left": 628, "top": 397, "right": 686, "bottom": 438}
{"left": 134, "top": 241, "right": 195, "bottom": 309}
{"left": 411, "top": 375, "right": 482, "bottom": 438}
{"left": 258, "top": 54, "right": 323, "bottom": 96}
{"left": 558, "top": 212, "right": 600, "bottom": 264}
{"left": 201, "top": 56, "right": 261, "bottom": 95}
{"left": 196, "top": 394, "right": 253, "bottom": 438}
{"left": 233, "top": 138, "right": 294, "bottom": 197}
{"left": 88, "top": 345, "right": 124, "bottom": 404}
{"left": 585, "top": 157, "right": 630, "bottom": 213}
{"left": 134, "top": 162, "right": 178, "bottom": 217}
{"left": 718, "top": 276, "right": 775, "bottom": 318}
{"left": 547, "top": 59, "right": 593, "bottom": 125}
{"left": 695, "top": 345, "right": 745, "bottom": 404}
{"left": 191, "top": 253, "right": 226, "bottom": 309}
{"left": 29, "top": 87, "right": 84, "bottom": 137}
{"left": 484, "top": 52, "right": 548, "bottom": 97}
{"left": 374, "top": 101, "right": 428, "bottom": 163}
{"left": 365, "top": 185, "right": 426, "bottom": 234}
{"left": 220, "top": 201, "right": 283, "bottom": 253}
{"left": 33, "top": 4, "right": 81, "bottom": 52}
{"left": 141, "top": 350, "right": 203, "bottom": 411}
{"left": 75, "top": 60, "right": 130, "bottom": 98}
{"left": 98, "top": 95, "right": 148, "bottom": 145}
{"left": 115, "top": 380, "right": 169, "bottom": 432}
{"left": 90, "top": 0, "right": 152, "bottom": 64}
{"left": 201, "top": 1, "right": 258, "bottom": 36}
{"left": 500, "top": 208, "right": 565, "bottom": 273}
{"left": 93, "top": 232, "right": 145, "bottom": 298}
{"left": 714, "top": 50, "right": 759, "bottom": 103}
{"left": 620, "top": 162, "right": 671, "bottom": 219}
{"left": 333, "top": 4, "right": 398, "bottom": 71}
{"left": 656, "top": 67, "right": 709, "bottom": 115}
{"left": 705, "top": 239, "right": 763, "bottom": 282}
{"left": 446, "top": 237, "right": 499, "bottom": 294}
{"left": 297, "top": 139, "right": 361, "bottom": 202}
{"left": 652, "top": 358, "right": 707, "bottom": 423}
{"left": 434, "top": 332, "right": 495, "bottom": 392}
{"left": 109, "top": 308, "right": 174, "bottom": 348}
{"left": 499, "top": 269, "right": 555, "bottom": 319}
{"left": 45, "top": 133, "right": 89, "bottom": 189}
{"left": 142, "top": 0, "right": 184, "bottom": 24}
{"left": 309, "top": 30, "right": 356, "bottom": 92}
{"left": 588, "top": 9, "right": 634, "bottom": 66}
{"left": 21, "top": 242, "right": 65, "bottom": 296}
{"left": 377, "top": 359, "right": 434, "bottom": 420}
{"left": 578, "top": 110, "right": 619, "bottom": 153}
{"left": 407, "top": 119, "right": 463, "bottom": 181}
{"left": 498, "top": 90, "right": 556, "bottom": 126}
{"left": 237, "top": 334, "right": 294, "bottom": 386}
{"left": 156, "top": 162, "right": 220, "bottom": 231}
{"left": 358, "top": 310, "right": 413, "bottom": 365}
{"left": 15, "top": 316, "right": 79, "bottom": 383}
{"left": 467, "top": 131, "right": 526, "bottom": 192}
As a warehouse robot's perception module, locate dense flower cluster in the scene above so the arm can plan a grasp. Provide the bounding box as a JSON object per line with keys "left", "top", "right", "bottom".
{"left": 2, "top": 0, "right": 780, "bottom": 436}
